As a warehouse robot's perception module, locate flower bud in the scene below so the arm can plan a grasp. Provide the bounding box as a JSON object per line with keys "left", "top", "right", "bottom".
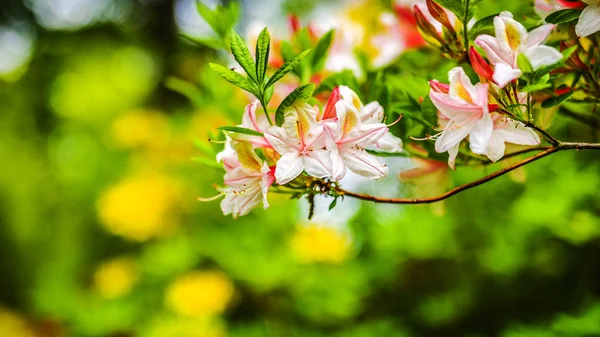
{"left": 426, "top": 0, "right": 456, "bottom": 36}
{"left": 322, "top": 86, "right": 341, "bottom": 120}
{"left": 414, "top": 5, "right": 445, "bottom": 46}
{"left": 469, "top": 47, "right": 495, "bottom": 83}
{"left": 289, "top": 14, "right": 301, "bottom": 33}
{"left": 429, "top": 80, "right": 450, "bottom": 94}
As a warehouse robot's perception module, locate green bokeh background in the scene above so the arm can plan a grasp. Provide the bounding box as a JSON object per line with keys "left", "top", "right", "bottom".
{"left": 0, "top": 0, "right": 599, "bottom": 336}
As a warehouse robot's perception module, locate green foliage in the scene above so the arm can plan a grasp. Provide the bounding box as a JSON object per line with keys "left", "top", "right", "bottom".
{"left": 230, "top": 30, "right": 258, "bottom": 83}
{"left": 276, "top": 83, "right": 315, "bottom": 125}
{"left": 208, "top": 63, "right": 258, "bottom": 95}
{"left": 266, "top": 48, "right": 312, "bottom": 87}
{"left": 217, "top": 126, "right": 264, "bottom": 137}
{"left": 545, "top": 9, "right": 582, "bottom": 25}
{"left": 255, "top": 28, "right": 270, "bottom": 84}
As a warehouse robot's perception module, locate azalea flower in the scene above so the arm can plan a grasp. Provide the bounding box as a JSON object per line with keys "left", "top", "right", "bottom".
{"left": 217, "top": 141, "right": 275, "bottom": 218}
{"left": 430, "top": 67, "right": 493, "bottom": 168}
{"left": 337, "top": 86, "right": 404, "bottom": 153}
{"left": 323, "top": 96, "right": 390, "bottom": 181}
{"left": 474, "top": 11, "right": 562, "bottom": 88}
{"left": 264, "top": 103, "right": 332, "bottom": 184}
{"left": 576, "top": 1, "right": 600, "bottom": 37}
{"left": 485, "top": 113, "right": 541, "bottom": 162}
{"left": 233, "top": 101, "right": 272, "bottom": 148}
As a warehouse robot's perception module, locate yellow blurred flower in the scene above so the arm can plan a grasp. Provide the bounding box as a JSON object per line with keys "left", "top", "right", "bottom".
{"left": 165, "top": 271, "right": 235, "bottom": 317}
{"left": 291, "top": 224, "right": 351, "bottom": 264}
{"left": 111, "top": 110, "right": 169, "bottom": 149}
{"left": 93, "top": 256, "right": 139, "bottom": 299}
{"left": 148, "top": 316, "right": 226, "bottom": 337}
{"left": 97, "top": 173, "right": 181, "bottom": 241}
{"left": 0, "top": 308, "right": 36, "bottom": 337}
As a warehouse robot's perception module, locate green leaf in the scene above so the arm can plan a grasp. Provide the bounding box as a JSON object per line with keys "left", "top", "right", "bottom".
{"left": 315, "top": 70, "right": 360, "bottom": 95}
{"left": 196, "top": 1, "right": 218, "bottom": 34}
{"left": 465, "top": 0, "right": 484, "bottom": 23}
{"left": 561, "top": 45, "right": 578, "bottom": 60}
{"left": 230, "top": 30, "right": 258, "bottom": 82}
{"left": 217, "top": 126, "right": 264, "bottom": 137}
{"left": 275, "top": 83, "right": 315, "bottom": 126}
{"left": 266, "top": 49, "right": 312, "bottom": 87}
{"left": 209, "top": 63, "right": 258, "bottom": 95}
{"left": 365, "top": 149, "right": 409, "bottom": 157}
{"left": 264, "top": 84, "right": 274, "bottom": 104}
{"left": 434, "top": 0, "right": 464, "bottom": 20}
{"left": 545, "top": 9, "right": 582, "bottom": 25}
{"left": 468, "top": 13, "right": 499, "bottom": 38}
{"left": 521, "top": 83, "right": 552, "bottom": 93}
{"left": 541, "top": 91, "right": 573, "bottom": 108}
{"left": 328, "top": 198, "right": 338, "bottom": 211}
{"left": 255, "top": 28, "right": 270, "bottom": 85}
{"left": 517, "top": 53, "right": 533, "bottom": 74}
{"left": 310, "top": 29, "right": 334, "bottom": 72}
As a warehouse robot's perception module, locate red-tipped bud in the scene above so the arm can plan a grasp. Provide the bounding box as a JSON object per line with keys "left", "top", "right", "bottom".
{"left": 488, "top": 104, "right": 500, "bottom": 112}
{"left": 414, "top": 5, "right": 445, "bottom": 46}
{"left": 288, "top": 14, "right": 301, "bottom": 33}
{"left": 469, "top": 47, "right": 495, "bottom": 83}
{"left": 426, "top": 0, "right": 456, "bottom": 35}
{"left": 322, "top": 86, "right": 341, "bottom": 120}
{"left": 429, "top": 80, "right": 450, "bottom": 94}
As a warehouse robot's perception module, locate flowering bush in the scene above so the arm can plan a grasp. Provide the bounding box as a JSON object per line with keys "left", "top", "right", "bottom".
{"left": 195, "top": 0, "right": 600, "bottom": 218}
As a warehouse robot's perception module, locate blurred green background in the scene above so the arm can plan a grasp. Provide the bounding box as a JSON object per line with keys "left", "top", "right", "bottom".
{"left": 0, "top": 0, "right": 599, "bottom": 336}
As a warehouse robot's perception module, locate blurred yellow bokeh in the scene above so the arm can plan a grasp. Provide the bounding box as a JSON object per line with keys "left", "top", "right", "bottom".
{"left": 93, "top": 256, "right": 139, "bottom": 299}
{"left": 291, "top": 224, "right": 351, "bottom": 264}
{"left": 165, "top": 271, "right": 235, "bottom": 317}
{"left": 97, "top": 173, "right": 182, "bottom": 241}
{"left": 0, "top": 308, "right": 36, "bottom": 337}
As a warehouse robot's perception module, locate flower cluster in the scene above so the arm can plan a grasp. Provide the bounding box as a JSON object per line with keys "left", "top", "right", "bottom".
{"left": 430, "top": 11, "right": 563, "bottom": 167}
{"left": 212, "top": 86, "right": 403, "bottom": 217}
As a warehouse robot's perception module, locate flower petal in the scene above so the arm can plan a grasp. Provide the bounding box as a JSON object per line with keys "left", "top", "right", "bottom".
{"left": 448, "top": 67, "right": 477, "bottom": 104}
{"left": 526, "top": 24, "right": 554, "bottom": 48}
{"left": 371, "top": 132, "right": 404, "bottom": 153}
{"left": 495, "top": 121, "right": 541, "bottom": 145}
{"left": 468, "top": 112, "right": 494, "bottom": 155}
{"left": 492, "top": 62, "right": 522, "bottom": 88}
{"left": 429, "top": 91, "right": 483, "bottom": 122}
{"left": 435, "top": 120, "right": 474, "bottom": 153}
{"left": 274, "top": 152, "right": 304, "bottom": 184}
{"left": 264, "top": 126, "right": 297, "bottom": 154}
{"left": 524, "top": 45, "right": 563, "bottom": 70}
{"left": 486, "top": 133, "right": 506, "bottom": 162}
{"left": 303, "top": 149, "right": 333, "bottom": 179}
{"left": 360, "top": 102, "right": 385, "bottom": 124}
{"left": 341, "top": 148, "right": 388, "bottom": 180}
{"left": 576, "top": 4, "right": 600, "bottom": 37}
{"left": 475, "top": 34, "right": 513, "bottom": 66}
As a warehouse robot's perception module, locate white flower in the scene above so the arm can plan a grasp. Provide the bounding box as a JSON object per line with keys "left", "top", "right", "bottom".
{"left": 430, "top": 67, "right": 493, "bottom": 168}
{"left": 264, "top": 103, "right": 332, "bottom": 184}
{"left": 485, "top": 114, "right": 541, "bottom": 162}
{"left": 475, "top": 11, "right": 562, "bottom": 88}
{"left": 219, "top": 142, "right": 274, "bottom": 218}
{"left": 576, "top": 0, "right": 600, "bottom": 37}
{"left": 324, "top": 98, "right": 390, "bottom": 181}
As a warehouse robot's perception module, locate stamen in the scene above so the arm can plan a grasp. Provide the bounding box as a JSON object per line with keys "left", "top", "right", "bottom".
{"left": 386, "top": 114, "right": 404, "bottom": 127}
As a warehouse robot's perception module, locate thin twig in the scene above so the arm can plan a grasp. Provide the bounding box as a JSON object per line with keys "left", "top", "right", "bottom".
{"left": 335, "top": 142, "right": 600, "bottom": 204}
{"left": 526, "top": 122, "right": 561, "bottom": 146}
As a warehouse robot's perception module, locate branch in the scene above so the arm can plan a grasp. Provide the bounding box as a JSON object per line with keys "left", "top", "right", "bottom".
{"left": 335, "top": 142, "right": 600, "bottom": 204}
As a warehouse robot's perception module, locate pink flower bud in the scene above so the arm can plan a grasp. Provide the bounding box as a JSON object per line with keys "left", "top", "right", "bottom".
{"left": 469, "top": 47, "right": 495, "bottom": 83}
{"left": 322, "top": 86, "right": 341, "bottom": 120}
{"left": 429, "top": 80, "right": 450, "bottom": 94}
{"left": 414, "top": 5, "right": 445, "bottom": 46}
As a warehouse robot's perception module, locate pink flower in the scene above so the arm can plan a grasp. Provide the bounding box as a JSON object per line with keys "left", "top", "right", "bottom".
{"left": 227, "top": 101, "right": 273, "bottom": 148}
{"left": 430, "top": 67, "right": 493, "bottom": 168}
{"left": 264, "top": 103, "right": 333, "bottom": 184}
{"left": 218, "top": 142, "right": 275, "bottom": 218}
{"left": 485, "top": 114, "right": 541, "bottom": 162}
{"left": 474, "top": 12, "right": 562, "bottom": 88}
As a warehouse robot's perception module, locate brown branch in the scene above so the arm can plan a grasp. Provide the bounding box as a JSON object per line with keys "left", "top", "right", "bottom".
{"left": 336, "top": 142, "right": 600, "bottom": 204}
